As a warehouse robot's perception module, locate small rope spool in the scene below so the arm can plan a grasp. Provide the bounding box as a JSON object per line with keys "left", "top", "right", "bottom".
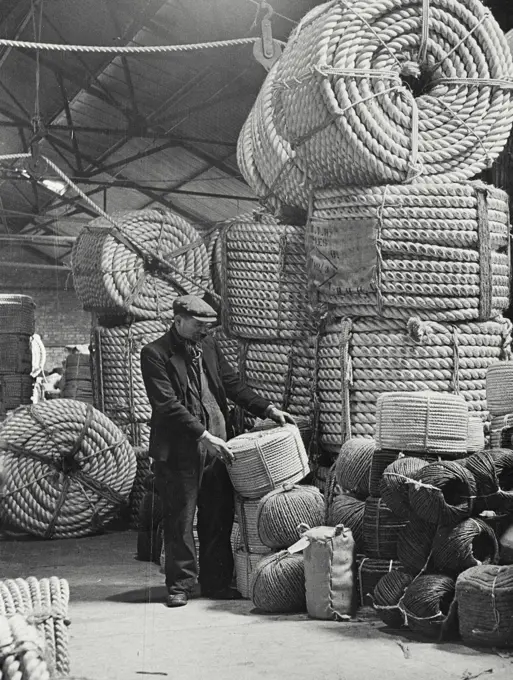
{"left": 256, "top": 484, "right": 324, "bottom": 549}
{"left": 456, "top": 565, "right": 513, "bottom": 648}
{"left": 356, "top": 557, "right": 404, "bottom": 608}
{"left": 486, "top": 363, "right": 513, "bottom": 416}
{"left": 372, "top": 570, "right": 413, "bottom": 629}
{"left": 408, "top": 461, "right": 476, "bottom": 526}
{"left": 363, "top": 498, "right": 406, "bottom": 560}
{"left": 432, "top": 518, "right": 499, "bottom": 577}
{"left": 397, "top": 516, "right": 437, "bottom": 576}
{"left": 326, "top": 493, "right": 365, "bottom": 553}
{"left": 400, "top": 574, "right": 456, "bottom": 640}
{"left": 380, "top": 456, "right": 431, "bottom": 518}
{"left": 458, "top": 449, "right": 513, "bottom": 513}
{"left": 467, "top": 416, "right": 485, "bottom": 454}
{"left": 0, "top": 613, "right": 50, "bottom": 680}
{"left": 250, "top": 551, "right": 306, "bottom": 613}
{"left": 335, "top": 438, "right": 375, "bottom": 499}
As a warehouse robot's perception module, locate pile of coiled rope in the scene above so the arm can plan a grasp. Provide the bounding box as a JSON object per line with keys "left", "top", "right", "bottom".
{"left": 0, "top": 296, "right": 36, "bottom": 414}
{"left": 0, "top": 400, "right": 136, "bottom": 538}
{"left": 0, "top": 614, "right": 51, "bottom": 680}
{"left": 72, "top": 209, "right": 210, "bottom": 321}
{"left": 238, "top": 0, "right": 513, "bottom": 209}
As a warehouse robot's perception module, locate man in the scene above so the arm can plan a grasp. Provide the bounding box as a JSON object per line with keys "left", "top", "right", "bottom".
{"left": 140, "top": 295, "right": 294, "bottom": 607}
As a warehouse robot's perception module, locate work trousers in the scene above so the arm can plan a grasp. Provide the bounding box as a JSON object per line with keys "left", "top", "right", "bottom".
{"left": 154, "top": 454, "right": 235, "bottom": 595}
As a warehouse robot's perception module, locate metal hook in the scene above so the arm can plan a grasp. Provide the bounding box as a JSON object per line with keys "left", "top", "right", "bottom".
{"left": 261, "top": 1, "right": 274, "bottom": 21}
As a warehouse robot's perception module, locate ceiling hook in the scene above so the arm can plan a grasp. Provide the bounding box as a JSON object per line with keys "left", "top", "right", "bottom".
{"left": 253, "top": 1, "right": 282, "bottom": 70}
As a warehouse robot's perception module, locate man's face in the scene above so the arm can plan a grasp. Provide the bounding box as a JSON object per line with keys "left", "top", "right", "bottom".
{"left": 175, "top": 315, "right": 214, "bottom": 342}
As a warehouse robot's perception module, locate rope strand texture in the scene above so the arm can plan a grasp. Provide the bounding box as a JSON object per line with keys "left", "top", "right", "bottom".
{"left": 0, "top": 614, "right": 50, "bottom": 680}
{"left": 250, "top": 551, "right": 306, "bottom": 613}
{"left": 0, "top": 400, "right": 136, "bottom": 538}
{"left": 399, "top": 574, "right": 456, "bottom": 640}
{"left": 432, "top": 517, "right": 499, "bottom": 576}
{"left": 238, "top": 0, "right": 513, "bottom": 208}
{"left": 372, "top": 570, "right": 413, "bottom": 628}
{"left": 72, "top": 210, "right": 210, "bottom": 321}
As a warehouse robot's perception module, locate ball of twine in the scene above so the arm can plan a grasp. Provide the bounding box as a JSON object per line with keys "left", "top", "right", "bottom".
{"left": 250, "top": 551, "right": 306, "bottom": 613}
{"left": 326, "top": 493, "right": 365, "bottom": 553}
{"left": 256, "top": 484, "right": 325, "bottom": 549}
{"left": 432, "top": 518, "right": 499, "bottom": 577}
{"left": 379, "top": 456, "right": 430, "bottom": 518}
{"left": 399, "top": 574, "right": 457, "bottom": 640}
{"left": 397, "top": 516, "right": 437, "bottom": 576}
{"left": 408, "top": 461, "right": 476, "bottom": 526}
{"left": 372, "top": 570, "right": 413, "bottom": 629}
{"left": 458, "top": 449, "right": 513, "bottom": 512}
{"left": 335, "top": 438, "right": 375, "bottom": 499}
{"left": 363, "top": 498, "right": 406, "bottom": 560}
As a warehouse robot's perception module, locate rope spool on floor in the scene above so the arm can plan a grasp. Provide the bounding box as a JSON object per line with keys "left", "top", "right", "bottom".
{"left": 0, "top": 400, "right": 136, "bottom": 538}
{"left": 357, "top": 557, "right": 404, "bottom": 608}
{"left": 0, "top": 576, "right": 70, "bottom": 676}
{"left": 456, "top": 565, "right": 513, "bottom": 648}
{"left": 238, "top": 0, "right": 513, "bottom": 209}
{"left": 399, "top": 574, "right": 456, "bottom": 640}
{"left": 363, "top": 498, "right": 406, "bottom": 560}
{"left": 335, "top": 438, "right": 375, "bottom": 499}
{"left": 380, "top": 456, "right": 431, "bottom": 518}
{"left": 372, "top": 570, "right": 413, "bottom": 629}
{"left": 397, "top": 515, "right": 437, "bottom": 576}
{"left": 250, "top": 551, "right": 306, "bottom": 613}
{"left": 0, "top": 614, "right": 50, "bottom": 680}
{"left": 432, "top": 518, "right": 499, "bottom": 576}
{"left": 72, "top": 209, "right": 210, "bottom": 320}
{"left": 457, "top": 449, "right": 513, "bottom": 512}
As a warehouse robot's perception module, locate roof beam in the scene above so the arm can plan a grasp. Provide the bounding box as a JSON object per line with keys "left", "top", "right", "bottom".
{"left": 85, "top": 139, "right": 179, "bottom": 177}
{"left": 57, "top": 74, "right": 84, "bottom": 174}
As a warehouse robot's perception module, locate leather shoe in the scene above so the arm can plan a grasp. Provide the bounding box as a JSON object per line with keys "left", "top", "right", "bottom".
{"left": 203, "top": 586, "right": 242, "bottom": 600}
{"left": 166, "top": 592, "right": 188, "bottom": 607}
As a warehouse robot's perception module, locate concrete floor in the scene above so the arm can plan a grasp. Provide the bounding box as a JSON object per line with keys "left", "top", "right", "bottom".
{"left": 0, "top": 529, "right": 512, "bottom": 680}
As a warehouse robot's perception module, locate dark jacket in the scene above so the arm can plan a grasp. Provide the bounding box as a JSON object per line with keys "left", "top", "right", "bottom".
{"left": 140, "top": 329, "right": 271, "bottom": 467}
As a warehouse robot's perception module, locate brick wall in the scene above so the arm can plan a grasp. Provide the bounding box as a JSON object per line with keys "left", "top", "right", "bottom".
{"left": 0, "top": 245, "right": 91, "bottom": 370}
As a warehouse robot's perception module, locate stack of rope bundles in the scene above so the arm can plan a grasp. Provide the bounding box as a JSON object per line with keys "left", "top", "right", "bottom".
{"left": 325, "top": 494, "right": 365, "bottom": 553}
{"left": 315, "top": 317, "right": 510, "bottom": 445}
{"left": 238, "top": 0, "right": 513, "bottom": 209}
{"left": 256, "top": 483, "right": 324, "bottom": 549}
{"left": 0, "top": 295, "right": 35, "bottom": 414}
{"left": 0, "top": 576, "right": 70, "bottom": 676}
{"left": 380, "top": 456, "right": 430, "bottom": 518}
{"left": 372, "top": 570, "right": 413, "bottom": 628}
{"left": 0, "top": 614, "right": 50, "bottom": 680}
{"left": 0, "top": 400, "right": 136, "bottom": 538}
{"left": 456, "top": 565, "right": 513, "bottom": 648}
{"left": 72, "top": 209, "right": 210, "bottom": 321}
{"left": 362, "top": 498, "right": 406, "bottom": 560}
{"left": 220, "top": 212, "right": 312, "bottom": 340}
{"left": 235, "top": 495, "right": 269, "bottom": 555}
{"left": 307, "top": 183, "right": 510, "bottom": 322}
{"left": 397, "top": 516, "right": 437, "bottom": 575}
{"left": 250, "top": 551, "right": 306, "bottom": 613}
{"left": 467, "top": 415, "right": 485, "bottom": 453}
{"left": 60, "top": 353, "right": 93, "bottom": 404}
{"left": 492, "top": 29, "right": 513, "bottom": 221}
{"left": 432, "top": 518, "right": 499, "bottom": 576}
{"left": 458, "top": 448, "right": 513, "bottom": 512}
{"left": 335, "top": 438, "right": 375, "bottom": 499}
{"left": 356, "top": 557, "right": 404, "bottom": 608}
{"left": 486, "top": 363, "right": 513, "bottom": 447}
{"left": 399, "top": 574, "right": 456, "bottom": 640}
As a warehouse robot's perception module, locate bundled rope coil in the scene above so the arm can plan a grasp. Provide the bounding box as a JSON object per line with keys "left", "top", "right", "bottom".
{"left": 0, "top": 375, "right": 33, "bottom": 411}
{"left": 227, "top": 425, "right": 309, "bottom": 499}
{"left": 368, "top": 449, "right": 422, "bottom": 497}
{"left": 235, "top": 550, "right": 272, "bottom": 599}
{"left": 0, "top": 400, "right": 136, "bottom": 538}
{"left": 408, "top": 461, "right": 476, "bottom": 526}
{"left": 220, "top": 213, "right": 312, "bottom": 340}
{"left": 372, "top": 570, "right": 413, "bottom": 629}
{"left": 72, "top": 209, "right": 210, "bottom": 320}
{"left": 61, "top": 354, "right": 93, "bottom": 403}
{"left": 486, "top": 362, "right": 513, "bottom": 416}
{"left": 363, "top": 497, "right": 407, "bottom": 560}
{"left": 399, "top": 574, "right": 456, "bottom": 640}
{"left": 235, "top": 495, "right": 269, "bottom": 554}
{"left": 489, "top": 414, "right": 513, "bottom": 449}
{"left": 380, "top": 456, "right": 430, "bottom": 518}
{"left": 335, "top": 438, "right": 375, "bottom": 499}
{"left": 316, "top": 316, "right": 509, "bottom": 445}
{"left": 307, "top": 183, "right": 510, "bottom": 323}
{"left": 0, "top": 614, "right": 50, "bottom": 680}
{"left": 256, "top": 484, "right": 324, "bottom": 549}
{"left": 0, "top": 576, "right": 70, "bottom": 677}
{"left": 375, "top": 391, "right": 468, "bottom": 456}
{"left": 458, "top": 448, "right": 513, "bottom": 512}
{"left": 357, "top": 557, "right": 404, "bottom": 607}
{"left": 456, "top": 565, "right": 513, "bottom": 648}
{"left": 0, "top": 336, "right": 31, "bottom": 376}
{"left": 325, "top": 493, "right": 365, "bottom": 553}
{"left": 467, "top": 415, "right": 485, "bottom": 453}
{"left": 0, "top": 295, "right": 35, "bottom": 336}
{"left": 238, "top": 0, "right": 513, "bottom": 210}
{"left": 492, "top": 30, "right": 513, "bottom": 221}
{"left": 250, "top": 551, "right": 306, "bottom": 613}
{"left": 432, "top": 518, "right": 499, "bottom": 576}
{"left": 397, "top": 515, "right": 437, "bottom": 575}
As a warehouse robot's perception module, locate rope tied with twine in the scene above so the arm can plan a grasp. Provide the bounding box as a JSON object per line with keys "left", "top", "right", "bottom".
{"left": 380, "top": 456, "right": 431, "bottom": 518}
{"left": 457, "top": 448, "right": 513, "bottom": 512}
{"left": 371, "top": 570, "right": 413, "bottom": 628}
{"left": 432, "top": 517, "right": 499, "bottom": 576}
{"left": 250, "top": 550, "right": 306, "bottom": 613}
{"left": 398, "top": 574, "right": 457, "bottom": 640}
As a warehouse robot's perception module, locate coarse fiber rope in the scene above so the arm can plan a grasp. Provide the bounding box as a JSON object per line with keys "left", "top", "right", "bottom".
{"left": 250, "top": 551, "right": 306, "bottom": 613}
{"left": 238, "top": 0, "right": 513, "bottom": 208}
{"left": 0, "top": 400, "right": 137, "bottom": 538}
{"left": 362, "top": 497, "right": 406, "bottom": 560}
{"left": 0, "top": 296, "right": 35, "bottom": 336}
{"left": 432, "top": 517, "right": 499, "bottom": 576}
{"left": 398, "top": 574, "right": 456, "bottom": 640}
{"left": 372, "top": 570, "right": 413, "bottom": 628}
{"left": 0, "top": 577, "right": 70, "bottom": 677}
{"left": 357, "top": 556, "right": 404, "bottom": 607}
{"left": 0, "top": 614, "right": 50, "bottom": 680}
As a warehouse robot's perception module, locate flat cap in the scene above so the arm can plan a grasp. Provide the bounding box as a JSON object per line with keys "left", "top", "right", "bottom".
{"left": 173, "top": 295, "right": 218, "bottom": 323}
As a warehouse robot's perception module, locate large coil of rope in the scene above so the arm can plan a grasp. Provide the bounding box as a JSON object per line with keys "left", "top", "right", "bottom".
{"left": 220, "top": 212, "right": 312, "bottom": 340}
{"left": 335, "top": 438, "right": 375, "bottom": 499}
{"left": 210, "top": 327, "right": 239, "bottom": 373}
{"left": 316, "top": 316, "right": 510, "bottom": 446}
{"left": 363, "top": 497, "right": 407, "bottom": 560}
{"left": 399, "top": 574, "right": 456, "bottom": 640}
{"left": 432, "top": 518, "right": 499, "bottom": 576}
{"left": 92, "top": 320, "right": 167, "bottom": 424}
{"left": 0, "top": 336, "right": 31, "bottom": 375}
{"left": 0, "top": 400, "right": 136, "bottom": 538}
{"left": 397, "top": 515, "right": 437, "bottom": 575}
{"left": 356, "top": 557, "right": 404, "bottom": 608}
{"left": 380, "top": 456, "right": 430, "bottom": 518}
{"left": 307, "top": 183, "right": 510, "bottom": 322}
{"left": 0, "top": 375, "right": 33, "bottom": 411}
{"left": 0, "top": 295, "right": 35, "bottom": 336}
{"left": 486, "top": 362, "right": 513, "bottom": 416}
{"left": 0, "top": 576, "right": 70, "bottom": 676}
{"left": 72, "top": 209, "right": 210, "bottom": 320}
{"left": 250, "top": 551, "right": 306, "bottom": 613}
{"left": 372, "top": 570, "right": 413, "bottom": 629}
{"left": 235, "top": 550, "right": 272, "bottom": 599}
{"left": 457, "top": 448, "right": 513, "bottom": 512}
{"left": 325, "top": 493, "right": 365, "bottom": 553}
{"left": 0, "top": 614, "right": 50, "bottom": 680}
{"left": 238, "top": 0, "right": 513, "bottom": 210}
{"left": 492, "top": 29, "right": 513, "bottom": 221}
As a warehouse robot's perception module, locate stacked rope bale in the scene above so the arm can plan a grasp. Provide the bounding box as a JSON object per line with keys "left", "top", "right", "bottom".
{"left": 0, "top": 577, "right": 70, "bottom": 677}
{"left": 60, "top": 353, "right": 93, "bottom": 404}
{"left": 0, "top": 399, "right": 136, "bottom": 538}
{"left": 0, "top": 295, "right": 35, "bottom": 416}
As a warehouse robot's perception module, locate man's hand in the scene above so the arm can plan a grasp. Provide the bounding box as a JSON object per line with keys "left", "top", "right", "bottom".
{"left": 266, "top": 406, "right": 296, "bottom": 426}
{"left": 199, "top": 431, "right": 235, "bottom": 466}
